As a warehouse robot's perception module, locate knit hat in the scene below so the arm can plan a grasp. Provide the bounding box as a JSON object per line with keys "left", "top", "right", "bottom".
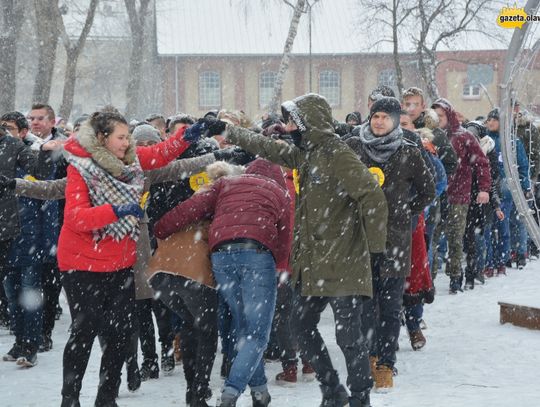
{"left": 132, "top": 124, "right": 161, "bottom": 144}
{"left": 369, "top": 85, "right": 396, "bottom": 102}
{"left": 345, "top": 111, "right": 362, "bottom": 125}
{"left": 487, "top": 108, "right": 499, "bottom": 121}
{"left": 369, "top": 97, "right": 401, "bottom": 129}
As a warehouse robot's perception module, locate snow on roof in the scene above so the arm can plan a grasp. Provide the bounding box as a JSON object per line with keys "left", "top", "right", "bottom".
{"left": 155, "top": 0, "right": 512, "bottom": 56}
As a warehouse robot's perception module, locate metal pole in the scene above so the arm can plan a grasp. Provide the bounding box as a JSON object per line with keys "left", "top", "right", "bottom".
{"left": 499, "top": 0, "right": 540, "bottom": 247}
{"left": 308, "top": 2, "right": 312, "bottom": 92}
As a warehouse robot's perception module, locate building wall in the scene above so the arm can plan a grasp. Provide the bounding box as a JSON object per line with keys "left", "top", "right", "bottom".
{"left": 161, "top": 50, "right": 540, "bottom": 124}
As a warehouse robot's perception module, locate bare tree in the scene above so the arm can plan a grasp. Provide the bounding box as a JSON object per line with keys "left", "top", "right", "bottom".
{"left": 32, "top": 0, "right": 60, "bottom": 103}
{"left": 413, "top": 0, "right": 495, "bottom": 100}
{"left": 359, "top": 0, "right": 415, "bottom": 98}
{"left": 56, "top": 0, "right": 100, "bottom": 119}
{"left": 0, "top": 0, "right": 27, "bottom": 112}
{"left": 267, "top": 0, "right": 307, "bottom": 114}
{"left": 124, "top": 0, "right": 151, "bottom": 119}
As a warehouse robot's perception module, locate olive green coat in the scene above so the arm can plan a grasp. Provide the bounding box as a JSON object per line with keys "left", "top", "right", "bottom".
{"left": 226, "top": 94, "right": 388, "bottom": 297}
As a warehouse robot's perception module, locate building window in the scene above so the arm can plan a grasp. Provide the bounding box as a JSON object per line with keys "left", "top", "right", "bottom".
{"left": 319, "top": 70, "right": 340, "bottom": 107}
{"left": 259, "top": 71, "right": 277, "bottom": 109}
{"left": 378, "top": 69, "right": 398, "bottom": 95}
{"left": 199, "top": 71, "right": 221, "bottom": 108}
{"left": 462, "top": 83, "right": 481, "bottom": 100}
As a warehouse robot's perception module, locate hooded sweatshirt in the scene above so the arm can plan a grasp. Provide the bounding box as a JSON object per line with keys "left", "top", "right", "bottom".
{"left": 431, "top": 98, "right": 491, "bottom": 205}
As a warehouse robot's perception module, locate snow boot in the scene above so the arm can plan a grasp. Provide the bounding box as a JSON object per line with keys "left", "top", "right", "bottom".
{"left": 126, "top": 358, "right": 141, "bottom": 392}
{"left": 496, "top": 265, "right": 507, "bottom": 276}
{"left": 16, "top": 342, "right": 38, "bottom": 367}
{"left": 140, "top": 359, "right": 159, "bottom": 381}
{"left": 190, "top": 385, "right": 212, "bottom": 407}
{"left": 251, "top": 389, "right": 272, "bottom": 407}
{"left": 484, "top": 267, "right": 494, "bottom": 278}
{"left": 449, "top": 277, "right": 463, "bottom": 294}
{"left": 464, "top": 277, "right": 474, "bottom": 290}
{"left": 319, "top": 383, "right": 349, "bottom": 407}
{"left": 61, "top": 396, "right": 81, "bottom": 407}
{"left": 161, "top": 344, "right": 175, "bottom": 375}
{"left": 3, "top": 340, "right": 22, "bottom": 362}
{"left": 517, "top": 254, "right": 527, "bottom": 270}
{"left": 38, "top": 333, "right": 53, "bottom": 353}
{"left": 302, "top": 360, "right": 316, "bottom": 381}
{"left": 217, "top": 392, "right": 238, "bottom": 407}
{"left": 474, "top": 271, "right": 485, "bottom": 285}
{"left": 409, "top": 329, "right": 426, "bottom": 351}
{"left": 276, "top": 362, "right": 297, "bottom": 386}
{"left": 373, "top": 365, "right": 393, "bottom": 392}
{"left": 349, "top": 391, "right": 371, "bottom": 407}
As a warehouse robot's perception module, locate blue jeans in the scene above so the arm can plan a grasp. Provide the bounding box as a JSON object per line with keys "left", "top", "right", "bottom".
{"left": 485, "top": 199, "right": 512, "bottom": 268}
{"left": 212, "top": 249, "right": 277, "bottom": 396}
{"left": 3, "top": 265, "right": 43, "bottom": 346}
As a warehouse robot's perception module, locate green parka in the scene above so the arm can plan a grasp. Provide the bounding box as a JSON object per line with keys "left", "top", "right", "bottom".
{"left": 226, "top": 94, "right": 388, "bottom": 297}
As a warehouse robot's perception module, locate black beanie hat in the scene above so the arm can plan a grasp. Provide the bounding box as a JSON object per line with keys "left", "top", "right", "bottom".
{"left": 369, "top": 97, "right": 401, "bottom": 129}
{"left": 487, "top": 108, "right": 499, "bottom": 121}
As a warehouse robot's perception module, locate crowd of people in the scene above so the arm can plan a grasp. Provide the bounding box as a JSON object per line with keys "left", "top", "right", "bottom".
{"left": 0, "top": 85, "right": 539, "bottom": 407}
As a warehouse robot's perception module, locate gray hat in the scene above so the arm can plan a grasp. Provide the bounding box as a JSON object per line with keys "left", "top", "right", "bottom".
{"left": 132, "top": 124, "right": 161, "bottom": 144}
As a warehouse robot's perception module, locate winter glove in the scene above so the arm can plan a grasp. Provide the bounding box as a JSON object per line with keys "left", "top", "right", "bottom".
{"left": 213, "top": 147, "right": 255, "bottom": 165}
{"left": 0, "top": 175, "right": 16, "bottom": 198}
{"left": 204, "top": 118, "right": 227, "bottom": 136}
{"left": 183, "top": 120, "right": 206, "bottom": 143}
{"left": 112, "top": 203, "right": 144, "bottom": 219}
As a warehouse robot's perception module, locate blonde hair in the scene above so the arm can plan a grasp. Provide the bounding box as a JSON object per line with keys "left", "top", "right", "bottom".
{"left": 402, "top": 87, "right": 425, "bottom": 103}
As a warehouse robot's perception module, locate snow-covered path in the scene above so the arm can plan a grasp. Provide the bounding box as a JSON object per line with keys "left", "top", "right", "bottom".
{"left": 1, "top": 263, "right": 539, "bottom": 407}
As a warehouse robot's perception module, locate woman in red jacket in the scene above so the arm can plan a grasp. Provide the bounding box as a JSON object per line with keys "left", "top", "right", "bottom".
{"left": 58, "top": 111, "right": 199, "bottom": 407}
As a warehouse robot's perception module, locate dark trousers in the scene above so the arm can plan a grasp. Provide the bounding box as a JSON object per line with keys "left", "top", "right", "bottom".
{"left": 293, "top": 284, "right": 371, "bottom": 398}
{"left": 150, "top": 273, "right": 218, "bottom": 391}
{"left": 42, "top": 262, "right": 62, "bottom": 337}
{"left": 274, "top": 279, "right": 298, "bottom": 363}
{"left": 0, "top": 239, "right": 13, "bottom": 325}
{"left": 361, "top": 264, "right": 405, "bottom": 368}
{"left": 61, "top": 268, "right": 135, "bottom": 403}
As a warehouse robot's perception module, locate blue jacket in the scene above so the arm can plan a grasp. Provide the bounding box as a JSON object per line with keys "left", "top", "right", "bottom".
{"left": 489, "top": 130, "right": 530, "bottom": 201}
{"left": 7, "top": 167, "right": 44, "bottom": 267}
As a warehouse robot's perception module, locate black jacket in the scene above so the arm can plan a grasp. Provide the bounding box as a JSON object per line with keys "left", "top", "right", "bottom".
{"left": 0, "top": 134, "right": 52, "bottom": 241}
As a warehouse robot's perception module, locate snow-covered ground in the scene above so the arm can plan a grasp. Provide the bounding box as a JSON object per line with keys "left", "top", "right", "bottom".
{"left": 1, "top": 263, "right": 539, "bottom": 407}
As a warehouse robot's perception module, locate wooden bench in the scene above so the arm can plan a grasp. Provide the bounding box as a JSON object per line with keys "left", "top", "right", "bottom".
{"left": 499, "top": 302, "right": 540, "bottom": 330}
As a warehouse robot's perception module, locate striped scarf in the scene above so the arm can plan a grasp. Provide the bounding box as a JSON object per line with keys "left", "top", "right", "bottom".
{"left": 67, "top": 154, "right": 145, "bottom": 242}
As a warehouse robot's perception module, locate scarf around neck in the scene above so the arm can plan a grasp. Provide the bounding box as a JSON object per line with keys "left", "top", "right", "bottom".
{"left": 358, "top": 123, "right": 403, "bottom": 163}
{"left": 67, "top": 153, "right": 145, "bottom": 242}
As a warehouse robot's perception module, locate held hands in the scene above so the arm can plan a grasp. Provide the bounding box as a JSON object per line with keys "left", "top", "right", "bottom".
{"left": 476, "top": 191, "right": 489, "bottom": 204}
{"left": 183, "top": 120, "right": 206, "bottom": 143}
{"left": 112, "top": 203, "right": 144, "bottom": 219}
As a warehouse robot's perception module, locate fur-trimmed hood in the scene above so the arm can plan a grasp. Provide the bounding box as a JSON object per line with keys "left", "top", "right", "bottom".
{"left": 63, "top": 121, "right": 137, "bottom": 178}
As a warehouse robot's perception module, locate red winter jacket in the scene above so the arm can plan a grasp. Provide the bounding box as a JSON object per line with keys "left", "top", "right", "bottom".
{"left": 404, "top": 214, "right": 434, "bottom": 306}
{"left": 154, "top": 159, "right": 292, "bottom": 267}
{"left": 432, "top": 98, "right": 491, "bottom": 205}
{"left": 57, "top": 126, "right": 191, "bottom": 272}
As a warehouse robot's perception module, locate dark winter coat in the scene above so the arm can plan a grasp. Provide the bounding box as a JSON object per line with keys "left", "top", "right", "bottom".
{"left": 346, "top": 132, "right": 435, "bottom": 278}
{"left": 515, "top": 117, "right": 540, "bottom": 181}
{"left": 0, "top": 133, "right": 51, "bottom": 241}
{"left": 226, "top": 93, "right": 388, "bottom": 298}
{"left": 154, "top": 159, "right": 292, "bottom": 267}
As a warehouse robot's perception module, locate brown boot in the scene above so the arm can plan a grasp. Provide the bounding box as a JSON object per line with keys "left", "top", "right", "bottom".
{"left": 369, "top": 356, "right": 378, "bottom": 378}
{"left": 173, "top": 333, "right": 182, "bottom": 363}
{"left": 409, "top": 329, "right": 426, "bottom": 351}
{"left": 373, "top": 364, "right": 393, "bottom": 392}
